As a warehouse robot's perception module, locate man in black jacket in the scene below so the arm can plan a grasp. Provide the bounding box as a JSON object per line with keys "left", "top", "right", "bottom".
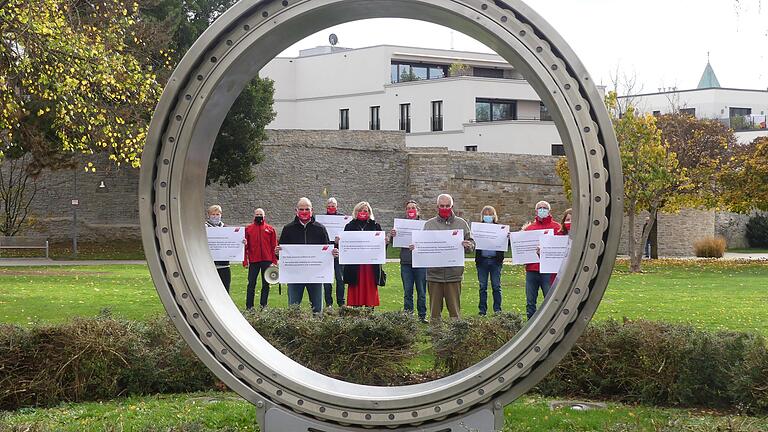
{"left": 276, "top": 197, "right": 336, "bottom": 313}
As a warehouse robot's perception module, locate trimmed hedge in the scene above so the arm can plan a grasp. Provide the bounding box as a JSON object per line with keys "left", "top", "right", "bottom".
{"left": 537, "top": 320, "right": 768, "bottom": 413}
{"left": 246, "top": 307, "right": 418, "bottom": 385}
{"left": 1, "top": 312, "right": 767, "bottom": 414}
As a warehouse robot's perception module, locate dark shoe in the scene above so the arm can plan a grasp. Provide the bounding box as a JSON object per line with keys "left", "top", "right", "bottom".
{"left": 419, "top": 317, "right": 429, "bottom": 324}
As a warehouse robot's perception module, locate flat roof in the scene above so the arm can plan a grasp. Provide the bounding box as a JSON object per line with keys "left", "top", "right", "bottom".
{"left": 619, "top": 87, "right": 768, "bottom": 98}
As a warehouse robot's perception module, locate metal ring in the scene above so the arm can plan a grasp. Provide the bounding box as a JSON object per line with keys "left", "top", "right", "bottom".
{"left": 139, "top": 0, "right": 622, "bottom": 427}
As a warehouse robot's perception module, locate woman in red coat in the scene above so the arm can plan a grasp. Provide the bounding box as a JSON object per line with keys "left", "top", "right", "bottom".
{"left": 342, "top": 201, "right": 383, "bottom": 308}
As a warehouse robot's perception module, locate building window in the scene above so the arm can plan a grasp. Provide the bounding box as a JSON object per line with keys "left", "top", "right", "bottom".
{"left": 431, "top": 100, "right": 443, "bottom": 131}
{"left": 391, "top": 62, "right": 448, "bottom": 83}
{"left": 465, "top": 145, "right": 478, "bottom": 152}
{"left": 679, "top": 108, "right": 696, "bottom": 117}
{"left": 399, "top": 103, "right": 411, "bottom": 133}
{"left": 551, "top": 144, "right": 566, "bottom": 156}
{"left": 475, "top": 98, "right": 517, "bottom": 122}
{"left": 339, "top": 109, "right": 349, "bottom": 130}
{"left": 369, "top": 106, "right": 380, "bottom": 130}
{"left": 652, "top": 110, "right": 661, "bottom": 117}
{"left": 473, "top": 67, "right": 504, "bottom": 78}
{"left": 729, "top": 107, "right": 753, "bottom": 130}
{"left": 540, "top": 102, "right": 552, "bottom": 121}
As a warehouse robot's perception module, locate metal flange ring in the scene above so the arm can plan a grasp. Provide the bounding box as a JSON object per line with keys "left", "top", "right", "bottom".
{"left": 139, "top": 0, "right": 622, "bottom": 428}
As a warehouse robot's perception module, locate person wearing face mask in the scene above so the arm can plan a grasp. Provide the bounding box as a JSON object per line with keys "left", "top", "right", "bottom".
{"left": 342, "top": 201, "right": 384, "bottom": 308}
{"left": 475, "top": 205, "right": 505, "bottom": 316}
{"left": 323, "top": 197, "right": 346, "bottom": 308}
{"left": 522, "top": 200, "right": 562, "bottom": 320}
{"left": 243, "top": 208, "right": 278, "bottom": 310}
{"left": 276, "top": 197, "right": 336, "bottom": 314}
{"left": 205, "top": 205, "right": 232, "bottom": 293}
{"left": 414, "top": 194, "right": 475, "bottom": 323}
{"left": 389, "top": 200, "right": 427, "bottom": 322}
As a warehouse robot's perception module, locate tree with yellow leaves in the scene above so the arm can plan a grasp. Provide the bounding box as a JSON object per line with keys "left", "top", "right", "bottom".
{"left": 0, "top": 0, "right": 162, "bottom": 173}
{"left": 557, "top": 92, "right": 686, "bottom": 272}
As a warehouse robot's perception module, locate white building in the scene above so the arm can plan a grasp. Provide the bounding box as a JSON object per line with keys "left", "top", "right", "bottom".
{"left": 619, "top": 62, "right": 768, "bottom": 144}
{"left": 260, "top": 45, "right": 565, "bottom": 155}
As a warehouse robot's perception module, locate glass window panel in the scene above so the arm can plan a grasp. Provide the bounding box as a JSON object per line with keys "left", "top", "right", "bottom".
{"left": 412, "top": 66, "right": 428, "bottom": 80}
{"left": 429, "top": 67, "right": 445, "bottom": 79}
{"left": 476, "top": 102, "right": 491, "bottom": 122}
{"left": 391, "top": 64, "right": 399, "bottom": 83}
{"left": 492, "top": 102, "right": 513, "bottom": 121}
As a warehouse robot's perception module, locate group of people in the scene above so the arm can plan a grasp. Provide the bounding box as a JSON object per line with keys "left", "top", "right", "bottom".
{"left": 205, "top": 194, "right": 572, "bottom": 323}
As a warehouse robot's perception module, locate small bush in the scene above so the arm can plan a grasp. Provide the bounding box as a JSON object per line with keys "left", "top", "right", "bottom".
{"left": 246, "top": 307, "right": 417, "bottom": 385}
{"left": 746, "top": 214, "right": 768, "bottom": 248}
{"left": 431, "top": 312, "right": 523, "bottom": 374}
{"left": 693, "top": 236, "right": 727, "bottom": 258}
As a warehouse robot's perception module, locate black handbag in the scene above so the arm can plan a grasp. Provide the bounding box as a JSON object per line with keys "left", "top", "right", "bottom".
{"left": 377, "top": 267, "right": 387, "bottom": 286}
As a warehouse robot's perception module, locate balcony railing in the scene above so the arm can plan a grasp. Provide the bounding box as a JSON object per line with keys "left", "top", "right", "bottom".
{"left": 399, "top": 118, "right": 411, "bottom": 133}
{"left": 717, "top": 116, "right": 767, "bottom": 132}
{"left": 431, "top": 116, "right": 443, "bottom": 132}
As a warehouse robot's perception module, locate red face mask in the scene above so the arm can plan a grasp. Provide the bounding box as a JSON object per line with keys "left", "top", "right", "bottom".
{"left": 357, "top": 211, "right": 369, "bottom": 221}
{"left": 406, "top": 209, "right": 418, "bottom": 219}
{"left": 438, "top": 207, "right": 452, "bottom": 219}
{"left": 297, "top": 209, "right": 312, "bottom": 222}
{"left": 564, "top": 222, "right": 572, "bottom": 231}
{"left": 326, "top": 206, "right": 337, "bottom": 215}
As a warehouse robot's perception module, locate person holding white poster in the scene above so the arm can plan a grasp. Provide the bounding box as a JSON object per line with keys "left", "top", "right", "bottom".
{"left": 414, "top": 194, "right": 474, "bottom": 323}
{"left": 473, "top": 206, "right": 507, "bottom": 316}
{"left": 547, "top": 208, "right": 573, "bottom": 285}
{"left": 520, "top": 200, "right": 561, "bottom": 320}
{"left": 342, "top": 202, "right": 385, "bottom": 308}
{"left": 317, "top": 197, "right": 347, "bottom": 308}
{"left": 389, "top": 200, "right": 428, "bottom": 323}
{"left": 276, "top": 197, "right": 338, "bottom": 314}
{"left": 205, "top": 205, "right": 233, "bottom": 293}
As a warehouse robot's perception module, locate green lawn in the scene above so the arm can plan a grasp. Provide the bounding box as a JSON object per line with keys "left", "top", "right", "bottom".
{"left": 1, "top": 259, "right": 767, "bottom": 335}
{"left": 1, "top": 391, "right": 766, "bottom": 432}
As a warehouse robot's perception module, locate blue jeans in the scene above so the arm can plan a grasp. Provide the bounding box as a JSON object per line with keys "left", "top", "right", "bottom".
{"left": 323, "top": 259, "right": 345, "bottom": 306}
{"left": 401, "top": 264, "right": 427, "bottom": 319}
{"left": 288, "top": 283, "right": 323, "bottom": 313}
{"left": 525, "top": 271, "right": 552, "bottom": 319}
{"left": 477, "top": 257, "right": 502, "bottom": 315}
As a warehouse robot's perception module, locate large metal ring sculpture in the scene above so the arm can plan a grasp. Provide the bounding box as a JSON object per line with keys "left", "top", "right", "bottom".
{"left": 139, "top": 0, "right": 622, "bottom": 430}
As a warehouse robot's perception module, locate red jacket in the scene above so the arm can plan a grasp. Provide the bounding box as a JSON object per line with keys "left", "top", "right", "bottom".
{"left": 524, "top": 215, "right": 561, "bottom": 273}
{"left": 243, "top": 221, "right": 278, "bottom": 265}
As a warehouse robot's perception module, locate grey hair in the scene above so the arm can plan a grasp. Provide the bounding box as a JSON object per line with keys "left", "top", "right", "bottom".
{"left": 297, "top": 197, "right": 313, "bottom": 209}
{"left": 437, "top": 193, "right": 454, "bottom": 206}
{"left": 327, "top": 197, "right": 338, "bottom": 206}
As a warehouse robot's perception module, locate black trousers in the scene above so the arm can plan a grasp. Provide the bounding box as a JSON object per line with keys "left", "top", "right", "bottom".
{"left": 247, "top": 261, "right": 273, "bottom": 309}
{"left": 323, "top": 259, "right": 345, "bottom": 307}
{"left": 216, "top": 266, "right": 231, "bottom": 293}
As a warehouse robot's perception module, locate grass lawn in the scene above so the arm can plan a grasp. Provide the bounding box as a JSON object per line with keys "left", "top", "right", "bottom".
{"left": 1, "top": 259, "right": 766, "bottom": 335}
{"left": 1, "top": 391, "right": 766, "bottom": 432}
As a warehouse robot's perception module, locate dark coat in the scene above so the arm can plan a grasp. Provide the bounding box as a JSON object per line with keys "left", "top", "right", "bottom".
{"left": 278, "top": 216, "right": 330, "bottom": 245}
{"left": 341, "top": 218, "right": 383, "bottom": 286}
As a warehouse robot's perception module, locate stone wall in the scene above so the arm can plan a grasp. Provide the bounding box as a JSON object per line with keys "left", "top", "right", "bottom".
{"left": 205, "top": 130, "right": 409, "bottom": 229}
{"left": 716, "top": 211, "right": 767, "bottom": 249}
{"left": 4, "top": 129, "right": 748, "bottom": 257}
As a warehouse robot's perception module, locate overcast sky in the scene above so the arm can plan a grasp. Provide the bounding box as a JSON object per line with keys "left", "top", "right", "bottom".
{"left": 278, "top": 0, "right": 768, "bottom": 92}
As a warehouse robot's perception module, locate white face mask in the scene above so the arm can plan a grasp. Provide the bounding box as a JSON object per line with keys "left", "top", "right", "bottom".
{"left": 209, "top": 215, "right": 222, "bottom": 225}
{"left": 537, "top": 208, "right": 550, "bottom": 219}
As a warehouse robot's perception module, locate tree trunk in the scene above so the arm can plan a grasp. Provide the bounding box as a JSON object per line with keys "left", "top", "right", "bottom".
{"left": 627, "top": 210, "right": 642, "bottom": 272}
